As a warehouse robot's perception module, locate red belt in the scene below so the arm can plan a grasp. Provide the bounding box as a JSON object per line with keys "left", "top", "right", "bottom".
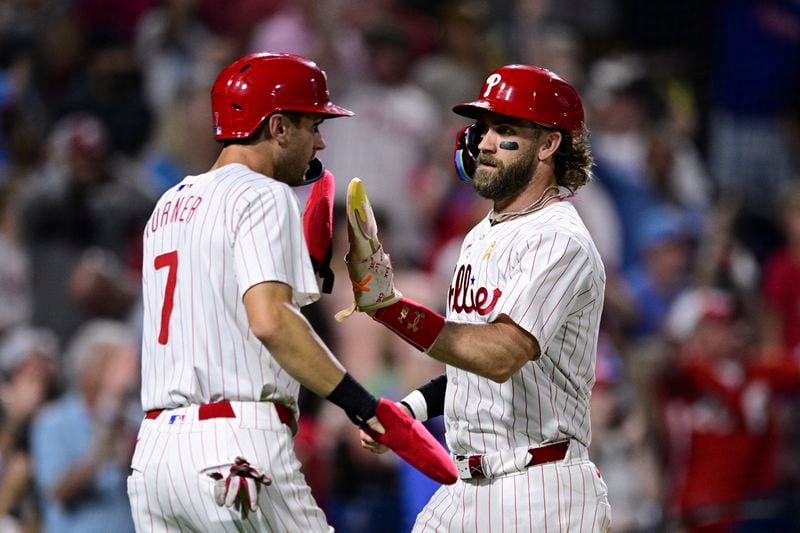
{"left": 455, "top": 440, "right": 570, "bottom": 480}
{"left": 145, "top": 401, "right": 295, "bottom": 429}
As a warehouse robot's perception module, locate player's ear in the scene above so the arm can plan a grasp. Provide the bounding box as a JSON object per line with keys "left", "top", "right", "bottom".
{"left": 267, "top": 114, "right": 289, "bottom": 143}
{"left": 537, "top": 130, "right": 562, "bottom": 161}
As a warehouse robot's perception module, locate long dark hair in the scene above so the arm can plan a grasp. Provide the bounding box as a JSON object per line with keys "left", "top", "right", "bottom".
{"left": 553, "top": 127, "right": 593, "bottom": 191}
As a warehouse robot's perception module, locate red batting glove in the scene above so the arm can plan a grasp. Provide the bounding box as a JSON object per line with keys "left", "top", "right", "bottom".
{"left": 303, "top": 170, "right": 336, "bottom": 293}
{"left": 210, "top": 457, "right": 272, "bottom": 520}
{"left": 363, "top": 398, "right": 458, "bottom": 485}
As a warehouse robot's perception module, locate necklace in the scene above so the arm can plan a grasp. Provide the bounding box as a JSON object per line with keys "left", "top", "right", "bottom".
{"left": 488, "top": 185, "right": 567, "bottom": 225}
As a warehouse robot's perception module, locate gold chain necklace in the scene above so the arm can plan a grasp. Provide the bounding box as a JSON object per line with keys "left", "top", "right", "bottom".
{"left": 488, "top": 185, "right": 566, "bottom": 225}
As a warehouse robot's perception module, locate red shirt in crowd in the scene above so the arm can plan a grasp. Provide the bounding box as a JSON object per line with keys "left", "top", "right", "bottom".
{"left": 659, "top": 352, "right": 800, "bottom": 530}
{"left": 762, "top": 248, "right": 800, "bottom": 354}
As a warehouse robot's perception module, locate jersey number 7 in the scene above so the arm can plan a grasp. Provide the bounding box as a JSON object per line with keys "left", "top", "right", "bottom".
{"left": 154, "top": 251, "right": 178, "bottom": 345}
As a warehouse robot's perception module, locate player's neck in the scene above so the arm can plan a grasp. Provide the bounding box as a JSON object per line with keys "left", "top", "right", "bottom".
{"left": 487, "top": 158, "right": 564, "bottom": 225}
{"left": 212, "top": 145, "right": 274, "bottom": 177}
{"left": 493, "top": 171, "right": 558, "bottom": 214}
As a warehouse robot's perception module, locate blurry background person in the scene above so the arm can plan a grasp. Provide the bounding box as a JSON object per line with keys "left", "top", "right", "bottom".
{"left": 761, "top": 186, "right": 800, "bottom": 359}
{"left": 623, "top": 205, "right": 696, "bottom": 340}
{"left": 320, "top": 19, "right": 439, "bottom": 266}
{"left": 589, "top": 339, "right": 663, "bottom": 532}
{"left": 30, "top": 320, "right": 139, "bottom": 533}
{"left": 19, "top": 114, "right": 152, "bottom": 345}
{"left": 0, "top": 327, "right": 58, "bottom": 533}
{"left": 657, "top": 288, "right": 800, "bottom": 531}
{"left": 0, "top": 184, "right": 30, "bottom": 338}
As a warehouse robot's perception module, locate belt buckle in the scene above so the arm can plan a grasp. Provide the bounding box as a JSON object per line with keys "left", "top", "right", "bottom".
{"left": 454, "top": 455, "right": 471, "bottom": 479}
{"left": 454, "top": 454, "right": 485, "bottom": 480}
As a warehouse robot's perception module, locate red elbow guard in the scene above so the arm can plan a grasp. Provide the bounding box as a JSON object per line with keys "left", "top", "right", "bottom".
{"left": 372, "top": 297, "right": 445, "bottom": 352}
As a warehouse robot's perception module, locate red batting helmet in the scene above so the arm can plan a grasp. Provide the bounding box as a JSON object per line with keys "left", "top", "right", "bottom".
{"left": 211, "top": 53, "right": 353, "bottom": 141}
{"left": 452, "top": 64, "right": 584, "bottom": 134}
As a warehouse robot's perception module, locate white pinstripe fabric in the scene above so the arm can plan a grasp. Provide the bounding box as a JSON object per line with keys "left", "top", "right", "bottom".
{"left": 128, "top": 403, "right": 332, "bottom": 532}
{"left": 413, "top": 457, "right": 611, "bottom": 532}
{"left": 132, "top": 164, "right": 328, "bottom": 531}
{"left": 444, "top": 202, "right": 605, "bottom": 454}
{"left": 420, "top": 201, "right": 610, "bottom": 532}
{"left": 413, "top": 443, "right": 611, "bottom": 533}
{"left": 140, "top": 163, "right": 319, "bottom": 411}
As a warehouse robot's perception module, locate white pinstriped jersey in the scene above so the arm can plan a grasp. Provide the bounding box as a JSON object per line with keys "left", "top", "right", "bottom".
{"left": 444, "top": 200, "right": 605, "bottom": 455}
{"left": 140, "top": 163, "right": 320, "bottom": 412}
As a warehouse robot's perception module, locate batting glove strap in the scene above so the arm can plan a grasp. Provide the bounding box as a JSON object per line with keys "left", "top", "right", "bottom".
{"left": 372, "top": 297, "right": 445, "bottom": 353}
{"left": 326, "top": 373, "right": 378, "bottom": 426}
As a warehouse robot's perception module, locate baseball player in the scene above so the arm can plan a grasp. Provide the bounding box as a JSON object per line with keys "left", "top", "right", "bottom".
{"left": 348, "top": 65, "right": 612, "bottom": 531}
{"left": 129, "top": 53, "right": 455, "bottom": 532}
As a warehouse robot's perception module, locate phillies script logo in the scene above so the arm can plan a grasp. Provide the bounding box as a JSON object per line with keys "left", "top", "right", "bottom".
{"left": 448, "top": 264, "right": 502, "bottom": 315}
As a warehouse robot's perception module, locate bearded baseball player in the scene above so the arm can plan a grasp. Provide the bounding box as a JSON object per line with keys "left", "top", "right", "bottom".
{"left": 349, "top": 65, "right": 612, "bottom": 531}
{"left": 129, "top": 53, "right": 456, "bottom": 532}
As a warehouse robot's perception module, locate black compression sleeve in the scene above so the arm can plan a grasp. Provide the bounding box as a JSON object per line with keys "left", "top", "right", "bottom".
{"left": 326, "top": 373, "right": 378, "bottom": 426}
{"left": 419, "top": 374, "right": 447, "bottom": 419}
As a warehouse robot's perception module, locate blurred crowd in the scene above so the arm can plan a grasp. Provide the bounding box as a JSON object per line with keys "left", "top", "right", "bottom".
{"left": 0, "top": 0, "right": 798, "bottom": 531}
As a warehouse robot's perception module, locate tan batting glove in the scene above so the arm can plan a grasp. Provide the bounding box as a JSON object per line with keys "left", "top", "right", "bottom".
{"left": 335, "top": 178, "right": 402, "bottom": 321}
{"left": 210, "top": 457, "right": 271, "bottom": 520}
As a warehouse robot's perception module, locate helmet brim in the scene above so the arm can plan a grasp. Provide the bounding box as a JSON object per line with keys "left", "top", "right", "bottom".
{"left": 452, "top": 101, "right": 534, "bottom": 124}
{"left": 451, "top": 101, "right": 490, "bottom": 119}
{"left": 288, "top": 102, "right": 354, "bottom": 118}
{"left": 452, "top": 101, "right": 577, "bottom": 134}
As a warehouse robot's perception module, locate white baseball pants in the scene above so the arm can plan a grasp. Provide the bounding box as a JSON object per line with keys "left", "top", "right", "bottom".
{"left": 412, "top": 441, "right": 612, "bottom": 532}
{"left": 127, "top": 401, "right": 332, "bottom": 532}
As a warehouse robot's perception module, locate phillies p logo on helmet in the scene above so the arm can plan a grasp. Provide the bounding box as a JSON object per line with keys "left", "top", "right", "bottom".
{"left": 452, "top": 64, "right": 585, "bottom": 135}
{"left": 482, "top": 73, "right": 502, "bottom": 98}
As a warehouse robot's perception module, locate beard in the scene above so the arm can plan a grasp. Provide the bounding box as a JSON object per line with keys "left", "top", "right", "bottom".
{"left": 472, "top": 149, "right": 537, "bottom": 202}
{"left": 273, "top": 142, "right": 311, "bottom": 187}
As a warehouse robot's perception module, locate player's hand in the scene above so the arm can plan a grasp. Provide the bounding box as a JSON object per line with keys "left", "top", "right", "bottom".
{"left": 360, "top": 430, "right": 389, "bottom": 453}
{"left": 362, "top": 398, "right": 458, "bottom": 484}
{"left": 360, "top": 402, "right": 411, "bottom": 454}
{"left": 364, "top": 414, "right": 386, "bottom": 435}
{"left": 210, "top": 457, "right": 272, "bottom": 520}
{"left": 335, "top": 178, "right": 402, "bottom": 321}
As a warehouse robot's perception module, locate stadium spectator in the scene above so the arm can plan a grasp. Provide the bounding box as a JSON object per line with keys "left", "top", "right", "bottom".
{"left": 30, "top": 320, "right": 139, "bottom": 533}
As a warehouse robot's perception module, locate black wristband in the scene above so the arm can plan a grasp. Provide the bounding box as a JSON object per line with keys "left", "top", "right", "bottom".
{"left": 326, "top": 373, "right": 378, "bottom": 426}
{"left": 418, "top": 374, "right": 447, "bottom": 419}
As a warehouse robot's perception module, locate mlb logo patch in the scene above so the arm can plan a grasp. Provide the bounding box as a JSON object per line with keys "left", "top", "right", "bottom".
{"left": 169, "top": 414, "right": 185, "bottom": 425}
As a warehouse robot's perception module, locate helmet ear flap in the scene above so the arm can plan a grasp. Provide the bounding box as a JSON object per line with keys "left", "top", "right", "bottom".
{"left": 453, "top": 124, "right": 482, "bottom": 182}
{"left": 302, "top": 157, "right": 325, "bottom": 185}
